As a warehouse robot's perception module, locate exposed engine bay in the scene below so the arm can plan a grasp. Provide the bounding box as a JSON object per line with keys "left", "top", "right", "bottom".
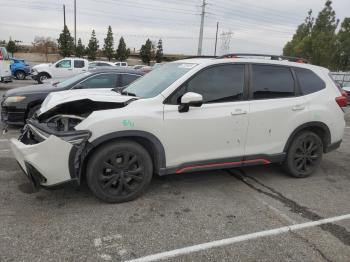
{"left": 37, "top": 99, "right": 132, "bottom": 132}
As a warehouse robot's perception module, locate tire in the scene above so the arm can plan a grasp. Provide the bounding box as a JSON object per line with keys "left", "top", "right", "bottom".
{"left": 86, "top": 140, "right": 153, "bottom": 203}
{"left": 26, "top": 104, "right": 41, "bottom": 121}
{"left": 15, "top": 70, "right": 26, "bottom": 80}
{"left": 284, "top": 131, "right": 323, "bottom": 178}
{"left": 37, "top": 72, "right": 50, "bottom": 84}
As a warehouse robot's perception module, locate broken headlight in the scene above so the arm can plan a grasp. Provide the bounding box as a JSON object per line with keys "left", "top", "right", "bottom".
{"left": 46, "top": 115, "right": 85, "bottom": 132}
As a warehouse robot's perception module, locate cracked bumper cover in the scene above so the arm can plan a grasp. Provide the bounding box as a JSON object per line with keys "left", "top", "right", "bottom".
{"left": 10, "top": 120, "right": 91, "bottom": 187}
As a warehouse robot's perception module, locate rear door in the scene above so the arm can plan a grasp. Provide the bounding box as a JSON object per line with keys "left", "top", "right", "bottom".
{"left": 245, "top": 64, "right": 307, "bottom": 157}
{"left": 73, "top": 59, "right": 87, "bottom": 75}
{"left": 163, "top": 64, "right": 250, "bottom": 167}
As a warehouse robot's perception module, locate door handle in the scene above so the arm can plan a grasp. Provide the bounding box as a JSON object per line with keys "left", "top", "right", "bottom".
{"left": 292, "top": 105, "right": 305, "bottom": 111}
{"left": 68, "top": 69, "right": 73, "bottom": 71}
{"left": 231, "top": 109, "right": 248, "bottom": 115}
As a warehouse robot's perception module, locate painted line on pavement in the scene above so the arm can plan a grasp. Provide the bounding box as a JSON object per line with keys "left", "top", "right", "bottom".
{"left": 126, "top": 214, "right": 350, "bottom": 262}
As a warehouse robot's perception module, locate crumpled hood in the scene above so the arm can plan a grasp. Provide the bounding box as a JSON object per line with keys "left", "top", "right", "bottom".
{"left": 39, "top": 88, "right": 136, "bottom": 115}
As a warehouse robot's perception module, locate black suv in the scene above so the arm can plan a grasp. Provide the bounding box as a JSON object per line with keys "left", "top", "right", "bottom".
{"left": 1, "top": 68, "right": 144, "bottom": 125}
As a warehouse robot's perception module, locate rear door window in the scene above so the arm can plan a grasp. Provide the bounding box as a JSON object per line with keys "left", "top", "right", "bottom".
{"left": 120, "top": 74, "right": 140, "bottom": 87}
{"left": 295, "top": 68, "right": 325, "bottom": 95}
{"left": 74, "top": 60, "right": 85, "bottom": 68}
{"left": 81, "top": 74, "right": 118, "bottom": 88}
{"left": 251, "top": 65, "right": 295, "bottom": 99}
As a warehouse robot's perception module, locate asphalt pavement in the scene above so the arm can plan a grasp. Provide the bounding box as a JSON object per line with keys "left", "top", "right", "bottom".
{"left": 0, "top": 85, "right": 350, "bottom": 261}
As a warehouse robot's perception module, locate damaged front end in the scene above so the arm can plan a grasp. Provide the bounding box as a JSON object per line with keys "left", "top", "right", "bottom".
{"left": 11, "top": 97, "right": 132, "bottom": 189}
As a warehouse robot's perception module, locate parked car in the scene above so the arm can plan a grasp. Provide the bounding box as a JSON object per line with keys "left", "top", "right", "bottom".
{"left": 342, "top": 86, "right": 350, "bottom": 104}
{"left": 10, "top": 54, "right": 346, "bottom": 203}
{"left": 31, "top": 58, "right": 89, "bottom": 84}
{"left": 0, "top": 47, "right": 12, "bottom": 82}
{"left": 115, "top": 61, "right": 128, "bottom": 67}
{"left": 89, "top": 61, "right": 116, "bottom": 69}
{"left": 10, "top": 58, "right": 31, "bottom": 80}
{"left": 1, "top": 68, "right": 144, "bottom": 125}
{"left": 133, "top": 65, "right": 145, "bottom": 70}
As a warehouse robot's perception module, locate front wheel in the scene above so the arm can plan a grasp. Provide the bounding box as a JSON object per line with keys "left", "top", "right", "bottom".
{"left": 284, "top": 131, "right": 323, "bottom": 178}
{"left": 86, "top": 140, "right": 153, "bottom": 203}
{"left": 37, "top": 73, "right": 50, "bottom": 84}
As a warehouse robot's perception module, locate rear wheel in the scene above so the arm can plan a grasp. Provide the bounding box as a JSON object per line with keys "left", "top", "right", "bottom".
{"left": 86, "top": 140, "right": 153, "bottom": 203}
{"left": 284, "top": 131, "right": 323, "bottom": 178}
{"left": 15, "top": 70, "right": 26, "bottom": 80}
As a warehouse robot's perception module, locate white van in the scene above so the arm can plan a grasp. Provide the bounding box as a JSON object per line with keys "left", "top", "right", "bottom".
{"left": 0, "top": 47, "right": 12, "bottom": 82}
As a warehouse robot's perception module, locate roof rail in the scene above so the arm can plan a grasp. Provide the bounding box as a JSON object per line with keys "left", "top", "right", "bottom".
{"left": 182, "top": 55, "right": 217, "bottom": 60}
{"left": 216, "top": 53, "right": 310, "bottom": 64}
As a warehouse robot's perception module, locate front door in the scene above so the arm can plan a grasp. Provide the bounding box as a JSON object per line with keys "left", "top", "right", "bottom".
{"left": 163, "top": 64, "right": 249, "bottom": 169}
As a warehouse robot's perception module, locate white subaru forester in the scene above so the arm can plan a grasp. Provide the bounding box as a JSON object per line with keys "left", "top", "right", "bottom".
{"left": 10, "top": 54, "right": 347, "bottom": 203}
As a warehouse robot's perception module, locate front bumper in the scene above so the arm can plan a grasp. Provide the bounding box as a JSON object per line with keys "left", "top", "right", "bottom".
{"left": 1, "top": 106, "right": 26, "bottom": 125}
{"left": 11, "top": 132, "right": 74, "bottom": 187}
{"left": 10, "top": 120, "right": 90, "bottom": 187}
{"left": 1, "top": 75, "right": 13, "bottom": 82}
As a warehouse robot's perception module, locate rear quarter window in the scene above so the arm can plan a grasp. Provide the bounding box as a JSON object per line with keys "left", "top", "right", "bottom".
{"left": 295, "top": 68, "right": 325, "bottom": 95}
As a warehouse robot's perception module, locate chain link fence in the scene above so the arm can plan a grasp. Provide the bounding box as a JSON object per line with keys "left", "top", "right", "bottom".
{"left": 331, "top": 72, "right": 350, "bottom": 87}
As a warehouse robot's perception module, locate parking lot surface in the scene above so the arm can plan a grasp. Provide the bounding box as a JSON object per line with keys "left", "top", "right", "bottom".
{"left": 0, "top": 87, "right": 350, "bottom": 261}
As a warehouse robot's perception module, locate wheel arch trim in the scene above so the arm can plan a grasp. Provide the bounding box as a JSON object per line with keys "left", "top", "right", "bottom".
{"left": 283, "top": 121, "right": 331, "bottom": 153}
{"left": 89, "top": 130, "right": 166, "bottom": 170}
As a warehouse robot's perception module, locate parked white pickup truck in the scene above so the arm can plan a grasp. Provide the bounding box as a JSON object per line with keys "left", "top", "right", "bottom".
{"left": 31, "top": 58, "right": 89, "bottom": 84}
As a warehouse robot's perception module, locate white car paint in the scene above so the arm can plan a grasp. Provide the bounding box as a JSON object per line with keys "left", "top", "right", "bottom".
{"left": 32, "top": 58, "right": 88, "bottom": 79}
{"left": 39, "top": 89, "right": 133, "bottom": 114}
{"left": 10, "top": 57, "right": 346, "bottom": 187}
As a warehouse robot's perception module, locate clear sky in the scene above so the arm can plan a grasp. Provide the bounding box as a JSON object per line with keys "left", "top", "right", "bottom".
{"left": 0, "top": 0, "right": 349, "bottom": 55}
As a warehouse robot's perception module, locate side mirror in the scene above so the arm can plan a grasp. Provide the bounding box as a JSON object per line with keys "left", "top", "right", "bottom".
{"left": 178, "top": 92, "right": 203, "bottom": 113}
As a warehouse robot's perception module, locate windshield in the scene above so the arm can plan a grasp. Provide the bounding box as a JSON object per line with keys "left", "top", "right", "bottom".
{"left": 56, "top": 72, "right": 91, "bottom": 88}
{"left": 123, "top": 63, "right": 197, "bottom": 98}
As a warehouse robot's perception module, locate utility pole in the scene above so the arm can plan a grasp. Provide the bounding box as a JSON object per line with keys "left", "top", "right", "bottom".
{"left": 214, "top": 22, "right": 219, "bottom": 56}
{"left": 74, "top": 0, "right": 77, "bottom": 47}
{"left": 197, "top": 0, "right": 207, "bottom": 56}
{"left": 63, "top": 4, "right": 66, "bottom": 27}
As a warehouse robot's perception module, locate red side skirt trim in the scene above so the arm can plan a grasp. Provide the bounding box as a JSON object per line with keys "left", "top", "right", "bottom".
{"left": 175, "top": 159, "right": 271, "bottom": 174}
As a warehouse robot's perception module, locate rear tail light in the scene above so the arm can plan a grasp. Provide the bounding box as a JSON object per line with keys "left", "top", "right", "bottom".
{"left": 335, "top": 94, "right": 347, "bottom": 108}
{"left": 341, "top": 90, "right": 348, "bottom": 98}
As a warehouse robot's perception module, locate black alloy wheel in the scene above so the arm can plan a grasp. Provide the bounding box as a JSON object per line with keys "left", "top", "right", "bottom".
{"left": 284, "top": 131, "right": 323, "bottom": 178}
{"left": 87, "top": 140, "right": 153, "bottom": 203}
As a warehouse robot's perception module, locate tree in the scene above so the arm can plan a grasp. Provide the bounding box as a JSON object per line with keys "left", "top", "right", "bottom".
{"left": 75, "top": 38, "right": 85, "bottom": 58}
{"left": 116, "top": 37, "right": 130, "bottom": 61}
{"left": 7, "top": 38, "right": 18, "bottom": 56}
{"left": 103, "top": 25, "right": 114, "bottom": 61}
{"left": 334, "top": 18, "right": 350, "bottom": 71}
{"left": 283, "top": 1, "right": 341, "bottom": 69}
{"left": 140, "top": 39, "right": 153, "bottom": 65}
{"left": 155, "top": 39, "right": 163, "bottom": 63}
{"left": 283, "top": 10, "right": 314, "bottom": 59}
{"left": 87, "top": 30, "right": 99, "bottom": 60}
{"left": 32, "top": 36, "right": 57, "bottom": 62}
{"left": 310, "top": 0, "right": 339, "bottom": 68}
{"left": 57, "top": 25, "right": 74, "bottom": 57}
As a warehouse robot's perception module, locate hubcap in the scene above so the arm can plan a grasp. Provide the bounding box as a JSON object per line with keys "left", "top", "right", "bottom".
{"left": 98, "top": 152, "right": 144, "bottom": 196}
{"left": 293, "top": 137, "right": 321, "bottom": 174}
